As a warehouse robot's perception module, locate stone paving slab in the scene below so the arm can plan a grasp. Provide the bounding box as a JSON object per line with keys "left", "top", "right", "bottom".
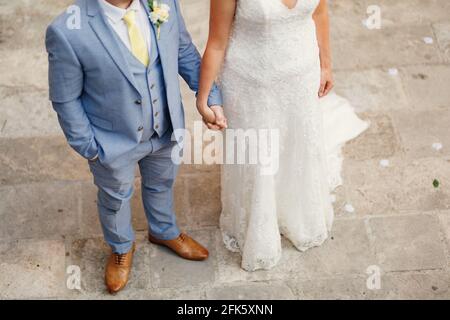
{"left": 0, "top": 239, "right": 66, "bottom": 299}
{"left": 437, "top": 210, "right": 450, "bottom": 266}
{"left": 0, "top": 136, "right": 90, "bottom": 185}
{"left": 0, "top": 0, "right": 72, "bottom": 17}
{"left": 289, "top": 275, "right": 376, "bottom": 300}
{"left": 438, "top": 211, "right": 450, "bottom": 247}
{"left": 433, "top": 22, "right": 450, "bottom": 62}
{"left": 370, "top": 0, "right": 450, "bottom": 26}
{"left": 289, "top": 270, "right": 450, "bottom": 300}
{"left": 400, "top": 65, "right": 450, "bottom": 110}
{"left": 332, "top": 25, "right": 443, "bottom": 70}
{"left": 331, "top": 186, "right": 349, "bottom": 218}
{"left": 342, "top": 158, "right": 450, "bottom": 216}
{"left": 334, "top": 68, "right": 409, "bottom": 112}
{"left": 328, "top": 0, "right": 367, "bottom": 38}
{"left": 378, "top": 271, "right": 450, "bottom": 299}
{"left": 0, "top": 50, "right": 49, "bottom": 88}
{"left": 176, "top": 170, "right": 221, "bottom": 229}
{"left": 329, "top": 0, "right": 450, "bottom": 38}
{"left": 0, "top": 86, "right": 59, "bottom": 138}
{"left": 343, "top": 112, "right": 401, "bottom": 161}
{"left": 0, "top": 181, "right": 81, "bottom": 241}
{"left": 369, "top": 214, "right": 447, "bottom": 272}
{"left": 87, "top": 287, "right": 208, "bottom": 300}
{"left": 391, "top": 107, "right": 450, "bottom": 158}
{"left": 0, "top": 11, "right": 54, "bottom": 51}
{"left": 206, "top": 282, "right": 295, "bottom": 300}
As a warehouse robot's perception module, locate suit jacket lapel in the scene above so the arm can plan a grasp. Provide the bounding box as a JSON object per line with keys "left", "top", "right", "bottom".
{"left": 87, "top": 0, "right": 140, "bottom": 94}
{"left": 141, "top": 0, "right": 169, "bottom": 76}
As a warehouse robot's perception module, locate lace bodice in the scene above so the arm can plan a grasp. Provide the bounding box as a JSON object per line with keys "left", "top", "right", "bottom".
{"left": 223, "top": 0, "right": 320, "bottom": 84}
{"left": 235, "top": 0, "right": 320, "bottom": 23}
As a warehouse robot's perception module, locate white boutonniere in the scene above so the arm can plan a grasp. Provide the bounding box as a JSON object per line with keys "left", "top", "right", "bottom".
{"left": 148, "top": 0, "right": 170, "bottom": 39}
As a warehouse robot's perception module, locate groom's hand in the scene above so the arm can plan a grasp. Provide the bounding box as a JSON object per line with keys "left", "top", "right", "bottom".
{"left": 197, "top": 100, "right": 227, "bottom": 131}
{"left": 210, "top": 105, "right": 227, "bottom": 130}
{"left": 196, "top": 100, "right": 216, "bottom": 122}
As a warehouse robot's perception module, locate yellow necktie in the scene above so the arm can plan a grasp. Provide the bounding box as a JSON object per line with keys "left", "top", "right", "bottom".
{"left": 123, "top": 10, "right": 149, "bottom": 67}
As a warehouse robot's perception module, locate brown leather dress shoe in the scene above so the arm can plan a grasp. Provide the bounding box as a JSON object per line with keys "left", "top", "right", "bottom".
{"left": 105, "top": 243, "right": 135, "bottom": 294}
{"left": 148, "top": 233, "right": 209, "bottom": 261}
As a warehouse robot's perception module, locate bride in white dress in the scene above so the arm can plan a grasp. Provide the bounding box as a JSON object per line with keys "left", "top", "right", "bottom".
{"left": 196, "top": 0, "right": 369, "bottom": 271}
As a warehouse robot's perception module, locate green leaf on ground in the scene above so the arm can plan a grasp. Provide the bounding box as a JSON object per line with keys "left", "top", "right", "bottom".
{"left": 433, "top": 179, "right": 440, "bottom": 188}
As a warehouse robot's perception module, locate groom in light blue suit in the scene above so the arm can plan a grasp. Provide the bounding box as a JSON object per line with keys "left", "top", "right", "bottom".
{"left": 46, "top": 0, "right": 222, "bottom": 293}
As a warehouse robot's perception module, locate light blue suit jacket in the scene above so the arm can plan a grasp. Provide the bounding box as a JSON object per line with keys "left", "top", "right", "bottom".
{"left": 46, "top": 0, "right": 222, "bottom": 164}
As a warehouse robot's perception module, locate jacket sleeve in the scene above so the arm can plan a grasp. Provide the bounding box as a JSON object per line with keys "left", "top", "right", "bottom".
{"left": 46, "top": 24, "right": 98, "bottom": 160}
{"left": 174, "top": 0, "right": 223, "bottom": 107}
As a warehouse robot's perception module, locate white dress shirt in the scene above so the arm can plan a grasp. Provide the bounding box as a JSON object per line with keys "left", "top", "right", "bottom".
{"left": 98, "top": 0, "right": 152, "bottom": 54}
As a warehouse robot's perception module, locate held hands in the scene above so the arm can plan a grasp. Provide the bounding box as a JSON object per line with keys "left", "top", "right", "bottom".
{"left": 318, "top": 67, "right": 334, "bottom": 98}
{"left": 196, "top": 100, "right": 227, "bottom": 130}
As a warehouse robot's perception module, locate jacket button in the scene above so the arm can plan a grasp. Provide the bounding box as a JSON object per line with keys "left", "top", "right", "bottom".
{"left": 152, "top": 98, "right": 158, "bottom": 104}
{"left": 154, "top": 111, "right": 159, "bottom": 117}
{"left": 135, "top": 100, "right": 142, "bottom": 105}
{"left": 150, "top": 84, "right": 155, "bottom": 90}
{"left": 137, "top": 126, "right": 144, "bottom": 132}
{"left": 155, "top": 124, "right": 159, "bottom": 130}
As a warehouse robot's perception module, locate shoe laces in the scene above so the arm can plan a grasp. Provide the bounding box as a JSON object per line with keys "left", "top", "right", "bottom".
{"left": 177, "top": 233, "right": 187, "bottom": 243}
{"left": 114, "top": 253, "right": 127, "bottom": 266}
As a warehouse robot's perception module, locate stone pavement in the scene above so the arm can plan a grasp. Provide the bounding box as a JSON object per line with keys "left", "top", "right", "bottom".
{"left": 0, "top": 0, "right": 449, "bottom": 299}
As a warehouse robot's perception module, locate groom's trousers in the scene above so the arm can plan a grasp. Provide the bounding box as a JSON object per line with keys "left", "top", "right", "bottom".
{"left": 88, "top": 134, "right": 181, "bottom": 254}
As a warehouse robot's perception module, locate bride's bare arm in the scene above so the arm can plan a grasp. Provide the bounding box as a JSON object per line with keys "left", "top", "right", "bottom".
{"left": 313, "top": 0, "right": 334, "bottom": 97}
{"left": 197, "top": 0, "right": 237, "bottom": 127}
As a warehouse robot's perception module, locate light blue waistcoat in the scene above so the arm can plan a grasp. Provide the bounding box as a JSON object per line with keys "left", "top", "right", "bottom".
{"left": 113, "top": 23, "right": 171, "bottom": 145}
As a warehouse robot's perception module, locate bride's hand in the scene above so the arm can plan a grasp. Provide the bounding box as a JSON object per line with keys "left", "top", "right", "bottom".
{"left": 319, "top": 67, "right": 334, "bottom": 98}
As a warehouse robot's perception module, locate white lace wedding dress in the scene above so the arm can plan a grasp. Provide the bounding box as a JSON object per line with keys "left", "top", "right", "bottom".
{"left": 219, "top": 0, "right": 369, "bottom": 271}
